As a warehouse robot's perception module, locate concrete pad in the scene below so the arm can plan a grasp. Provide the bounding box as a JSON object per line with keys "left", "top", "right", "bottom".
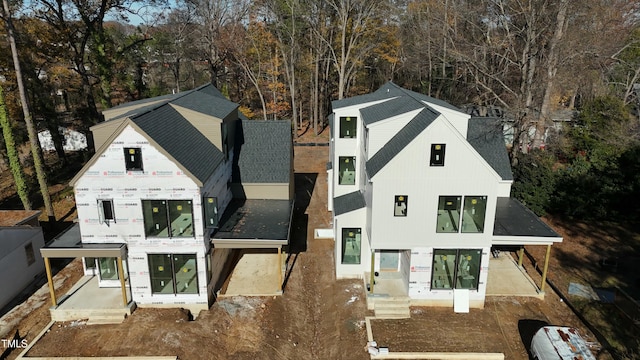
{"left": 486, "top": 253, "right": 541, "bottom": 297}
{"left": 222, "top": 251, "right": 282, "bottom": 296}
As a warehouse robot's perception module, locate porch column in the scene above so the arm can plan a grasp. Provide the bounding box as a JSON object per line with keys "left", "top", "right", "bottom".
{"left": 44, "top": 257, "right": 57, "bottom": 307}
{"left": 540, "top": 245, "right": 551, "bottom": 293}
{"left": 278, "top": 246, "right": 283, "bottom": 290}
{"left": 517, "top": 247, "right": 525, "bottom": 267}
{"left": 369, "top": 251, "right": 375, "bottom": 294}
{"left": 117, "top": 257, "right": 128, "bottom": 307}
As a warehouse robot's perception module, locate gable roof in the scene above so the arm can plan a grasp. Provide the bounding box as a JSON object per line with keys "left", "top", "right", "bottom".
{"left": 72, "top": 84, "right": 234, "bottom": 186}
{"left": 467, "top": 117, "right": 513, "bottom": 181}
{"left": 131, "top": 105, "right": 224, "bottom": 183}
{"left": 366, "top": 107, "right": 440, "bottom": 178}
{"left": 334, "top": 191, "right": 367, "bottom": 216}
{"left": 233, "top": 120, "right": 292, "bottom": 183}
{"left": 331, "top": 81, "right": 463, "bottom": 113}
{"left": 360, "top": 96, "right": 424, "bottom": 125}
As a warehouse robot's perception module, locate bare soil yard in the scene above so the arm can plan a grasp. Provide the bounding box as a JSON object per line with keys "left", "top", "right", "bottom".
{"left": 1, "top": 128, "right": 635, "bottom": 359}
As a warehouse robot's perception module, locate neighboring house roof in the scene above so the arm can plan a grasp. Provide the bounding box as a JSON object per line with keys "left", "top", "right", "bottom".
{"left": 493, "top": 198, "right": 561, "bottom": 238}
{"left": 467, "top": 117, "right": 514, "bottom": 181}
{"left": 334, "top": 191, "right": 366, "bottom": 216}
{"left": 366, "top": 107, "right": 440, "bottom": 178}
{"left": 360, "top": 96, "right": 424, "bottom": 125}
{"left": 0, "top": 210, "right": 41, "bottom": 226}
{"left": 234, "top": 120, "right": 292, "bottom": 183}
{"left": 131, "top": 105, "right": 225, "bottom": 184}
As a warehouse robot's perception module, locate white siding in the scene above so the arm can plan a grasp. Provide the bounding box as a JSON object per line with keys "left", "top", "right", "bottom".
{"left": 369, "top": 117, "right": 501, "bottom": 250}
{"left": 424, "top": 103, "right": 470, "bottom": 138}
{"left": 0, "top": 227, "right": 45, "bottom": 310}
{"left": 366, "top": 108, "right": 421, "bottom": 157}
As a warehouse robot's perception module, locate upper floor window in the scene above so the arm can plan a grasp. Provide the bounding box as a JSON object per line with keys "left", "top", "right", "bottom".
{"left": 338, "top": 156, "right": 356, "bottom": 185}
{"left": 394, "top": 195, "right": 408, "bottom": 216}
{"left": 340, "top": 116, "right": 357, "bottom": 138}
{"left": 436, "top": 195, "right": 487, "bottom": 233}
{"left": 142, "top": 200, "right": 194, "bottom": 238}
{"left": 124, "top": 147, "right": 143, "bottom": 171}
{"left": 436, "top": 196, "right": 461, "bottom": 233}
{"left": 430, "top": 144, "right": 446, "bottom": 166}
{"left": 203, "top": 197, "right": 219, "bottom": 229}
{"left": 461, "top": 196, "right": 487, "bottom": 233}
{"left": 98, "top": 199, "right": 115, "bottom": 224}
{"left": 341, "top": 228, "right": 361, "bottom": 264}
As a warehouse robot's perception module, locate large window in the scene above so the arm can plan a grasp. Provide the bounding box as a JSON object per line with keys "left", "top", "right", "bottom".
{"left": 436, "top": 195, "right": 487, "bottom": 233}
{"left": 340, "top": 116, "right": 357, "bottom": 138}
{"left": 142, "top": 200, "right": 194, "bottom": 238}
{"left": 338, "top": 156, "right": 356, "bottom": 185}
{"left": 148, "top": 254, "right": 199, "bottom": 294}
{"left": 431, "top": 249, "right": 481, "bottom": 290}
{"left": 341, "top": 228, "right": 361, "bottom": 264}
{"left": 436, "top": 196, "right": 461, "bottom": 232}
{"left": 461, "top": 196, "right": 487, "bottom": 233}
{"left": 124, "top": 147, "right": 143, "bottom": 171}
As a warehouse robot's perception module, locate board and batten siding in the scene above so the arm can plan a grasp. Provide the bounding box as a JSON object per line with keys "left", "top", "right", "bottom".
{"left": 365, "top": 108, "right": 420, "bottom": 158}
{"left": 0, "top": 227, "right": 45, "bottom": 310}
{"left": 368, "top": 118, "right": 501, "bottom": 250}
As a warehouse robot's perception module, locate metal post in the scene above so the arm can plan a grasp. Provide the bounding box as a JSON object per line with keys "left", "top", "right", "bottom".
{"left": 518, "top": 247, "right": 525, "bottom": 267}
{"left": 44, "top": 257, "right": 57, "bottom": 307}
{"left": 117, "top": 257, "right": 128, "bottom": 306}
{"left": 540, "top": 245, "right": 551, "bottom": 293}
{"left": 369, "top": 251, "right": 375, "bottom": 294}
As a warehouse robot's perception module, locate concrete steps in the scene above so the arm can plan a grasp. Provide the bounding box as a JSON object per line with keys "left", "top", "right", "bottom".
{"left": 373, "top": 296, "right": 410, "bottom": 319}
{"left": 51, "top": 308, "right": 130, "bottom": 324}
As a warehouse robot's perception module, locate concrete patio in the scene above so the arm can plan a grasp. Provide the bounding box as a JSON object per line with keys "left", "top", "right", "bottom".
{"left": 50, "top": 276, "right": 135, "bottom": 324}
{"left": 486, "top": 252, "right": 542, "bottom": 298}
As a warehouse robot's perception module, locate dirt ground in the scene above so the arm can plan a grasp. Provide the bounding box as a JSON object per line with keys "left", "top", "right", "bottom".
{"left": 0, "top": 127, "right": 636, "bottom": 359}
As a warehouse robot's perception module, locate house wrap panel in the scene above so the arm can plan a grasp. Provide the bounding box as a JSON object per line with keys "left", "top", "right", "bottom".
{"left": 75, "top": 126, "right": 203, "bottom": 245}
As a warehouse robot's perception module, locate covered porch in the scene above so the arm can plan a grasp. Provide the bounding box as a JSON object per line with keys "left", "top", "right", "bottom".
{"left": 212, "top": 199, "right": 294, "bottom": 296}
{"left": 39, "top": 224, "right": 135, "bottom": 323}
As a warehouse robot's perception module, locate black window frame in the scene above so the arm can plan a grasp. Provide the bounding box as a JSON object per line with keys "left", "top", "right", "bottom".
{"left": 142, "top": 199, "right": 194, "bottom": 238}
{"left": 98, "top": 199, "right": 115, "bottom": 224}
{"left": 339, "top": 116, "right": 357, "bottom": 138}
{"left": 430, "top": 144, "right": 446, "bottom": 166}
{"left": 203, "top": 196, "right": 219, "bottom": 229}
{"left": 124, "top": 147, "right": 143, "bottom": 171}
{"left": 394, "top": 195, "right": 408, "bottom": 217}
{"left": 431, "top": 249, "right": 482, "bottom": 290}
{"left": 341, "top": 228, "right": 362, "bottom": 264}
{"left": 24, "top": 242, "right": 35, "bottom": 266}
{"left": 148, "top": 253, "right": 199, "bottom": 295}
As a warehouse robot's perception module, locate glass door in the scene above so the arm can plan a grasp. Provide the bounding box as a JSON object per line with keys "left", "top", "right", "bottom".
{"left": 379, "top": 251, "right": 399, "bottom": 271}
{"left": 98, "top": 257, "right": 120, "bottom": 287}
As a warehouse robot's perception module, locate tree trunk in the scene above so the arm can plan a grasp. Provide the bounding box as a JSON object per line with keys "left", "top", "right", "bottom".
{"left": 0, "top": 85, "right": 31, "bottom": 210}
{"left": 2, "top": 0, "right": 55, "bottom": 222}
{"left": 532, "top": 0, "right": 569, "bottom": 149}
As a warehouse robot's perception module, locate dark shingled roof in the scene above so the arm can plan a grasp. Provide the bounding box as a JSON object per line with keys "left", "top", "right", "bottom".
{"left": 467, "top": 117, "right": 513, "bottom": 181}
{"left": 334, "top": 191, "right": 366, "bottom": 216}
{"left": 172, "top": 90, "right": 238, "bottom": 118}
{"left": 331, "top": 82, "right": 463, "bottom": 113}
{"left": 493, "top": 198, "right": 561, "bottom": 237}
{"left": 366, "top": 107, "right": 439, "bottom": 178}
{"left": 132, "top": 105, "right": 224, "bottom": 184}
{"left": 233, "top": 120, "right": 292, "bottom": 183}
{"left": 360, "top": 96, "right": 425, "bottom": 125}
